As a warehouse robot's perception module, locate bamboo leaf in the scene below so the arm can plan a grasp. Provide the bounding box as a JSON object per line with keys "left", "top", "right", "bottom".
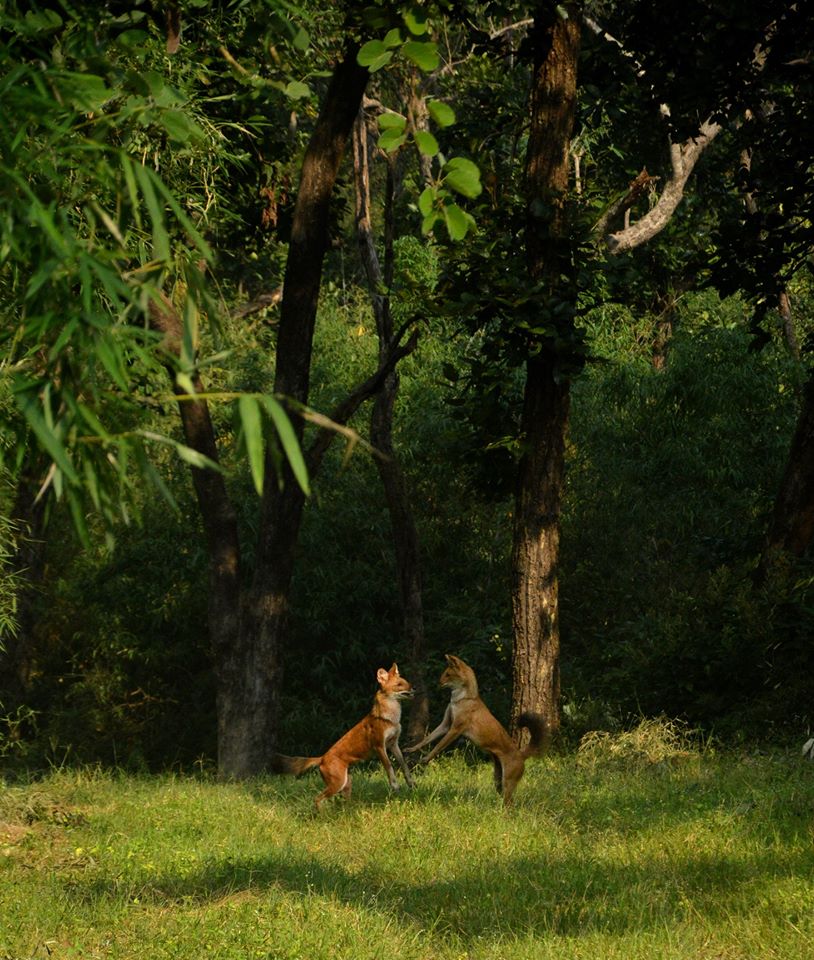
{"left": 262, "top": 396, "right": 310, "bottom": 496}
{"left": 14, "top": 384, "right": 79, "bottom": 484}
{"left": 239, "top": 395, "right": 265, "bottom": 495}
{"left": 133, "top": 162, "right": 170, "bottom": 262}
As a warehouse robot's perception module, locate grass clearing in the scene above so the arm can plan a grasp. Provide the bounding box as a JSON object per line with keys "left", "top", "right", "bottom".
{"left": 2, "top": 739, "right": 813, "bottom": 959}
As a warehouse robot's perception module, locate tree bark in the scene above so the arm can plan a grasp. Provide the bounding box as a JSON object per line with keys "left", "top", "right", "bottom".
{"left": 147, "top": 294, "right": 244, "bottom": 773}
{"left": 352, "top": 112, "right": 429, "bottom": 741}
{"left": 511, "top": 5, "right": 581, "bottom": 740}
{"left": 225, "top": 46, "right": 369, "bottom": 778}
{"left": 604, "top": 116, "right": 721, "bottom": 254}
{"left": 757, "top": 368, "right": 814, "bottom": 580}
{"left": 0, "top": 452, "right": 50, "bottom": 709}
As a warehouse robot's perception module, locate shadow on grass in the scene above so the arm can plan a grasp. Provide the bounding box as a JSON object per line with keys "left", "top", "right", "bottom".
{"left": 68, "top": 767, "right": 814, "bottom": 945}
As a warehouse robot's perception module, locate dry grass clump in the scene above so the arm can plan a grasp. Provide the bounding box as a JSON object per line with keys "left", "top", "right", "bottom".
{"left": 577, "top": 716, "right": 703, "bottom": 769}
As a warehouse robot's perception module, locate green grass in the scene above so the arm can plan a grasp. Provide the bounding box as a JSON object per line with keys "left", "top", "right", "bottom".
{"left": 2, "top": 744, "right": 813, "bottom": 960}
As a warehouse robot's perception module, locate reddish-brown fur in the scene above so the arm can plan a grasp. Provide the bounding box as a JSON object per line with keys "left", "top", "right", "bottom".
{"left": 273, "top": 663, "right": 414, "bottom": 810}
{"left": 406, "top": 654, "right": 546, "bottom": 805}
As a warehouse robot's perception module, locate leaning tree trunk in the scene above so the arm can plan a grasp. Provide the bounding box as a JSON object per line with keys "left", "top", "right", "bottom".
{"left": 225, "top": 47, "right": 370, "bottom": 778}
{"left": 511, "top": 5, "right": 581, "bottom": 740}
{"left": 352, "top": 114, "right": 429, "bottom": 740}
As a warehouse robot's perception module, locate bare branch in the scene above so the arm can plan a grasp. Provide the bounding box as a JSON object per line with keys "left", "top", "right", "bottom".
{"left": 592, "top": 168, "right": 659, "bottom": 239}
{"left": 305, "top": 320, "right": 420, "bottom": 476}
{"left": 230, "top": 287, "right": 283, "bottom": 321}
{"left": 604, "top": 118, "right": 722, "bottom": 254}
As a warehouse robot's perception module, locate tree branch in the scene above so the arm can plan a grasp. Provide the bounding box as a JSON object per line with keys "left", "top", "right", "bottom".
{"left": 230, "top": 287, "right": 283, "bottom": 321}
{"left": 603, "top": 117, "right": 722, "bottom": 254}
{"left": 305, "top": 320, "right": 420, "bottom": 476}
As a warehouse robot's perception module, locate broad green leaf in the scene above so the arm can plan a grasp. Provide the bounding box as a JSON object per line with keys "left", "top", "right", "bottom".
{"left": 292, "top": 27, "right": 310, "bottom": 50}
{"left": 284, "top": 80, "right": 311, "bottom": 100}
{"left": 421, "top": 212, "right": 439, "bottom": 235}
{"left": 378, "top": 112, "right": 407, "bottom": 131}
{"left": 414, "top": 130, "right": 439, "bottom": 157}
{"left": 443, "top": 202, "right": 470, "bottom": 241}
{"left": 383, "top": 28, "right": 402, "bottom": 48}
{"left": 378, "top": 128, "right": 407, "bottom": 153}
{"left": 262, "top": 397, "right": 310, "bottom": 496}
{"left": 418, "top": 186, "right": 435, "bottom": 217}
{"left": 402, "top": 41, "right": 439, "bottom": 72}
{"left": 239, "top": 395, "right": 265, "bottom": 495}
{"left": 358, "top": 40, "right": 394, "bottom": 72}
{"left": 404, "top": 7, "right": 429, "bottom": 35}
{"left": 442, "top": 156, "right": 482, "bottom": 198}
{"left": 428, "top": 100, "right": 456, "bottom": 128}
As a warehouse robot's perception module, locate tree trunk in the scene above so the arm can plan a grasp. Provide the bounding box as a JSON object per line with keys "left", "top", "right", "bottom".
{"left": 352, "top": 113, "right": 429, "bottom": 741}
{"left": 756, "top": 368, "right": 814, "bottom": 580}
{"left": 0, "top": 452, "right": 50, "bottom": 709}
{"left": 227, "top": 46, "right": 369, "bottom": 778}
{"left": 148, "top": 295, "right": 244, "bottom": 774}
{"left": 511, "top": 5, "right": 581, "bottom": 739}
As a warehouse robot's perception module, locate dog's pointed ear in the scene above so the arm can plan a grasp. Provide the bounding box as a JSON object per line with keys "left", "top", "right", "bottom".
{"left": 376, "top": 667, "right": 389, "bottom": 685}
{"left": 389, "top": 662, "right": 399, "bottom": 676}
{"left": 445, "top": 653, "right": 458, "bottom": 665}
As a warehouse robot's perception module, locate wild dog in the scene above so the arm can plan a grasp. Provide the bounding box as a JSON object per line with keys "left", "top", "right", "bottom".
{"left": 272, "top": 663, "right": 415, "bottom": 811}
{"left": 406, "top": 653, "right": 546, "bottom": 805}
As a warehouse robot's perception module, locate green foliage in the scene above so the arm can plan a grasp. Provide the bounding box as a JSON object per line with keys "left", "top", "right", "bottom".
{"left": 562, "top": 292, "right": 806, "bottom": 731}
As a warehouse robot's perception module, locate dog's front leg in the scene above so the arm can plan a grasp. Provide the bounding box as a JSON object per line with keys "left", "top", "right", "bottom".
{"left": 375, "top": 745, "right": 400, "bottom": 790}
{"left": 390, "top": 739, "right": 415, "bottom": 788}
{"left": 417, "top": 723, "right": 465, "bottom": 765}
{"left": 404, "top": 705, "right": 452, "bottom": 753}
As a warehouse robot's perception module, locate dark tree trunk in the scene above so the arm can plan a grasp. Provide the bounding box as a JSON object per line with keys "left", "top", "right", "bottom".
{"left": 0, "top": 452, "right": 50, "bottom": 709}
{"left": 511, "top": 5, "right": 581, "bottom": 739}
{"left": 147, "top": 295, "right": 243, "bottom": 773}
{"left": 352, "top": 113, "right": 429, "bottom": 741}
{"left": 228, "top": 47, "right": 369, "bottom": 778}
{"left": 757, "top": 368, "right": 814, "bottom": 579}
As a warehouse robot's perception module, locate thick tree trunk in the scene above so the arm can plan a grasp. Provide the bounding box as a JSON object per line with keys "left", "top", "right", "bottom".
{"left": 352, "top": 114, "right": 429, "bottom": 740}
{"left": 511, "top": 5, "right": 581, "bottom": 739}
{"left": 229, "top": 47, "right": 369, "bottom": 778}
{"left": 511, "top": 354, "right": 570, "bottom": 735}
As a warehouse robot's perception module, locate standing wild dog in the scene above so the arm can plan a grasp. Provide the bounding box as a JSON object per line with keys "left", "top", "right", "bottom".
{"left": 272, "top": 663, "right": 415, "bottom": 810}
{"left": 406, "top": 654, "right": 546, "bottom": 805}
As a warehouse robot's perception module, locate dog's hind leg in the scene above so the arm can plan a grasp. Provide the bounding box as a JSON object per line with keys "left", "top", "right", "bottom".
{"left": 501, "top": 755, "right": 526, "bottom": 807}
{"left": 492, "top": 755, "right": 504, "bottom": 795}
{"left": 315, "top": 760, "right": 349, "bottom": 810}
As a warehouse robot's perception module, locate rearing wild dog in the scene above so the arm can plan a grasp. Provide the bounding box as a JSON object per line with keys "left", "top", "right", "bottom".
{"left": 406, "top": 654, "right": 546, "bottom": 805}
{"left": 272, "top": 663, "right": 414, "bottom": 811}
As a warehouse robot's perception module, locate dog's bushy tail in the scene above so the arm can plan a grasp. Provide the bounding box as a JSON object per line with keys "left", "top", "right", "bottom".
{"left": 271, "top": 754, "right": 322, "bottom": 777}
{"left": 518, "top": 712, "right": 547, "bottom": 759}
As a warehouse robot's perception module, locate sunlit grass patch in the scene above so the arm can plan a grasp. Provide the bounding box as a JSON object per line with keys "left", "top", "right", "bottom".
{"left": 1, "top": 746, "right": 813, "bottom": 959}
